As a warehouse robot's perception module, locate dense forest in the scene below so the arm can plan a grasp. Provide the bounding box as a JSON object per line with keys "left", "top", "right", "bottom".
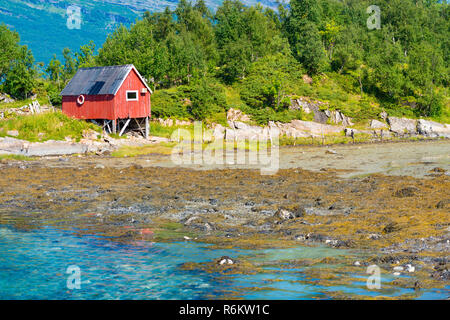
{"left": 1, "top": 0, "right": 449, "bottom": 125}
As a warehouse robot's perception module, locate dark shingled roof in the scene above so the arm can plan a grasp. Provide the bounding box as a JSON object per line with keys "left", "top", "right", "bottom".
{"left": 60, "top": 64, "right": 151, "bottom": 96}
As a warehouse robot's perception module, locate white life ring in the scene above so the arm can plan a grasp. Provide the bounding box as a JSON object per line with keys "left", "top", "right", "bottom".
{"left": 77, "top": 95, "right": 85, "bottom": 105}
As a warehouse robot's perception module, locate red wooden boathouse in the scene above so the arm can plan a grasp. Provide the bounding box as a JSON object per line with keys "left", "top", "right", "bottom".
{"left": 60, "top": 64, "right": 152, "bottom": 137}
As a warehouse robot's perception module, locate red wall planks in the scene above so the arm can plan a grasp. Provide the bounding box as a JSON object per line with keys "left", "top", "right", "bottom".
{"left": 62, "top": 94, "right": 115, "bottom": 120}
{"left": 114, "top": 69, "right": 151, "bottom": 119}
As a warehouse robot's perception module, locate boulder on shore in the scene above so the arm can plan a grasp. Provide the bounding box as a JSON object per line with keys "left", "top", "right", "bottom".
{"left": 417, "top": 119, "right": 450, "bottom": 138}
{"left": 387, "top": 117, "right": 417, "bottom": 135}
{"left": 0, "top": 93, "right": 14, "bottom": 104}
{"left": 370, "top": 119, "right": 388, "bottom": 129}
{"left": 289, "top": 120, "right": 343, "bottom": 136}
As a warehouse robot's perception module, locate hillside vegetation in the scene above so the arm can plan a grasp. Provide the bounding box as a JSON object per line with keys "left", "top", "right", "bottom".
{"left": 0, "top": 0, "right": 449, "bottom": 128}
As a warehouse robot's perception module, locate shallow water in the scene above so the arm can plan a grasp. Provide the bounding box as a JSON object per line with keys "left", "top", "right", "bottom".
{"left": 0, "top": 225, "right": 447, "bottom": 300}
{"left": 41, "top": 140, "right": 450, "bottom": 178}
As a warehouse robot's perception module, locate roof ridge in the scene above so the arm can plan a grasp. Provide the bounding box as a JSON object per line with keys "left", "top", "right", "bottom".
{"left": 78, "top": 64, "right": 134, "bottom": 71}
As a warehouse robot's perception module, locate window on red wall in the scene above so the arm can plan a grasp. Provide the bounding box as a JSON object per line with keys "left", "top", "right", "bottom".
{"left": 126, "top": 91, "right": 138, "bottom": 101}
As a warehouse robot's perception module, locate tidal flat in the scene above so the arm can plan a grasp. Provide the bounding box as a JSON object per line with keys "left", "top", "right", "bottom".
{"left": 0, "top": 140, "right": 448, "bottom": 299}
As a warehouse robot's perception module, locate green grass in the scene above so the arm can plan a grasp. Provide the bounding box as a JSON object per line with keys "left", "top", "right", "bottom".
{"left": 0, "top": 111, "right": 101, "bottom": 142}
{"left": 149, "top": 122, "right": 195, "bottom": 139}
{"left": 111, "top": 139, "right": 274, "bottom": 158}
{"left": 111, "top": 142, "right": 177, "bottom": 157}
{"left": 108, "top": 133, "right": 128, "bottom": 140}
{"left": 0, "top": 154, "right": 35, "bottom": 161}
{"left": 279, "top": 132, "right": 387, "bottom": 146}
{"left": 224, "top": 86, "right": 244, "bottom": 109}
{"left": 205, "top": 111, "right": 228, "bottom": 127}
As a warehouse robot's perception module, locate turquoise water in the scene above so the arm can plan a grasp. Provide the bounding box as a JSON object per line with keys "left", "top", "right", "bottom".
{"left": 0, "top": 225, "right": 447, "bottom": 300}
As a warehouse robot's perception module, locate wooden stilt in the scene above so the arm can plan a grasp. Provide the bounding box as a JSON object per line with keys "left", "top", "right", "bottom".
{"left": 119, "top": 119, "right": 131, "bottom": 136}
{"left": 105, "top": 121, "right": 112, "bottom": 134}
{"left": 102, "top": 120, "right": 111, "bottom": 134}
{"left": 112, "top": 120, "right": 117, "bottom": 134}
{"left": 134, "top": 118, "right": 145, "bottom": 137}
{"left": 145, "top": 116, "right": 149, "bottom": 139}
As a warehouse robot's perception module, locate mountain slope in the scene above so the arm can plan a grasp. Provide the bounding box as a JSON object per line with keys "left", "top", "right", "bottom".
{"left": 0, "top": 0, "right": 277, "bottom": 64}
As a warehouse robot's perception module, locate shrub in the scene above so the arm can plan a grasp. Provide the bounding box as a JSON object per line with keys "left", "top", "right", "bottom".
{"left": 151, "top": 80, "right": 226, "bottom": 121}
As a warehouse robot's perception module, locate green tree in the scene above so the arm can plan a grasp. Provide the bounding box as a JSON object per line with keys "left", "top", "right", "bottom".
{"left": 0, "top": 24, "right": 20, "bottom": 80}
{"left": 285, "top": 0, "right": 328, "bottom": 74}
{"left": 62, "top": 48, "right": 76, "bottom": 80}
{"left": 408, "top": 41, "right": 446, "bottom": 116}
{"left": 187, "top": 80, "right": 226, "bottom": 120}
{"left": 46, "top": 55, "right": 64, "bottom": 89}
{"left": 215, "top": 1, "right": 286, "bottom": 83}
{"left": 75, "top": 41, "right": 96, "bottom": 68}
{"left": 3, "top": 46, "right": 36, "bottom": 99}
{"left": 239, "top": 53, "right": 304, "bottom": 111}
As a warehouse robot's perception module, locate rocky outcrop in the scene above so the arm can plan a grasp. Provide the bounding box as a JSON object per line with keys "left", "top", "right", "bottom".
{"left": 225, "top": 121, "right": 272, "bottom": 141}
{"left": 417, "top": 119, "right": 450, "bottom": 138}
{"left": 288, "top": 120, "right": 343, "bottom": 135}
{"left": 0, "top": 137, "right": 89, "bottom": 156}
{"left": 223, "top": 119, "right": 346, "bottom": 141}
{"left": 326, "top": 110, "right": 354, "bottom": 127}
{"left": 159, "top": 105, "right": 449, "bottom": 142}
{"left": 344, "top": 127, "right": 392, "bottom": 138}
{"left": 387, "top": 117, "right": 418, "bottom": 135}
{"left": 212, "top": 124, "right": 225, "bottom": 141}
{"left": 386, "top": 117, "right": 450, "bottom": 138}
{"left": 227, "top": 108, "right": 250, "bottom": 124}
{"left": 0, "top": 93, "right": 14, "bottom": 104}
{"left": 370, "top": 119, "right": 388, "bottom": 129}
{"left": 0, "top": 132, "right": 167, "bottom": 157}
{"left": 290, "top": 97, "right": 353, "bottom": 126}
{"left": 289, "top": 97, "right": 329, "bottom": 123}
{"left": 268, "top": 121, "right": 311, "bottom": 138}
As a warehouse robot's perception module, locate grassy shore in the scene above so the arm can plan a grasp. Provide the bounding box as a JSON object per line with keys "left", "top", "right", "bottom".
{"left": 0, "top": 111, "right": 101, "bottom": 142}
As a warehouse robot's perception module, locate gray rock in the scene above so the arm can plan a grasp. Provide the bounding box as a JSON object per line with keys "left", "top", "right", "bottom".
{"left": 368, "top": 233, "right": 382, "bottom": 240}
{"left": 393, "top": 186, "right": 418, "bottom": 198}
{"left": 227, "top": 108, "right": 250, "bottom": 123}
{"left": 6, "top": 130, "right": 19, "bottom": 137}
{"left": 436, "top": 199, "right": 450, "bottom": 209}
{"left": 218, "top": 256, "right": 235, "bottom": 265}
{"left": 275, "top": 209, "right": 295, "bottom": 220}
{"left": 417, "top": 119, "right": 450, "bottom": 138}
{"left": 0, "top": 93, "right": 14, "bottom": 104}
{"left": 0, "top": 137, "right": 26, "bottom": 154}
{"left": 212, "top": 124, "right": 225, "bottom": 141}
{"left": 25, "top": 141, "right": 88, "bottom": 156}
{"left": 328, "top": 110, "right": 354, "bottom": 126}
{"left": 370, "top": 119, "right": 387, "bottom": 129}
{"left": 232, "top": 121, "right": 250, "bottom": 130}
{"left": 290, "top": 120, "right": 343, "bottom": 135}
{"left": 387, "top": 117, "right": 417, "bottom": 134}
{"left": 183, "top": 216, "right": 200, "bottom": 226}
{"left": 225, "top": 123, "right": 270, "bottom": 141}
